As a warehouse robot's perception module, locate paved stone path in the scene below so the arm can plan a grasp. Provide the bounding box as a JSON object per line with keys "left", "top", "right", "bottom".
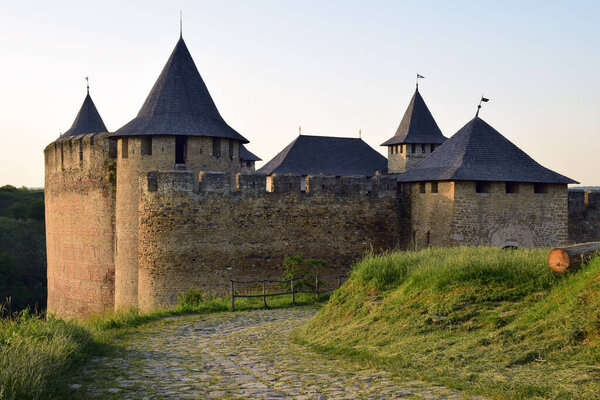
{"left": 74, "top": 308, "right": 484, "bottom": 399}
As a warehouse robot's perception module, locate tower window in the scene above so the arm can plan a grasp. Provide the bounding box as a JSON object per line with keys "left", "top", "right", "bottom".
{"left": 121, "top": 138, "right": 128, "bottom": 159}
{"left": 421, "top": 144, "right": 426, "bottom": 153}
{"left": 79, "top": 139, "right": 83, "bottom": 162}
{"left": 229, "top": 140, "right": 234, "bottom": 160}
{"left": 411, "top": 144, "right": 416, "bottom": 153}
{"left": 534, "top": 183, "right": 548, "bottom": 194}
{"left": 212, "top": 138, "right": 221, "bottom": 158}
{"left": 400, "top": 145, "right": 403, "bottom": 153}
{"left": 109, "top": 140, "right": 117, "bottom": 158}
{"left": 141, "top": 136, "right": 152, "bottom": 156}
{"left": 246, "top": 161, "right": 252, "bottom": 168}
{"left": 506, "top": 182, "right": 519, "bottom": 193}
{"left": 476, "top": 181, "right": 491, "bottom": 193}
{"left": 431, "top": 144, "right": 435, "bottom": 152}
{"left": 426, "top": 230, "right": 431, "bottom": 245}
{"left": 419, "top": 182, "right": 426, "bottom": 193}
{"left": 175, "top": 136, "right": 186, "bottom": 164}
{"left": 431, "top": 182, "right": 438, "bottom": 193}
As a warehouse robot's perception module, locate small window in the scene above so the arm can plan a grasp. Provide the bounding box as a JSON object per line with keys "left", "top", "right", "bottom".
{"left": 79, "top": 139, "right": 83, "bottom": 162}
{"left": 109, "top": 140, "right": 117, "bottom": 158}
{"left": 421, "top": 144, "right": 426, "bottom": 153}
{"left": 534, "top": 183, "right": 548, "bottom": 194}
{"left": 400, "top": 145, "right": 403, "bottom": 154}
{"left": 426, "top": 230, "right": 430, "bottom": 245}
{"left": 141, "top": 136, "right": 152, "bottom": 156}
{"left": 411, "top": 144, "right": 416, "bottom": 153}
{"left": 476, "top": 181, "right": 491, "bottom": 193}
{"left": 246, "top": 161, "right": 252, "bottom": 168}
{"left": 300, "top": 176, "right": 307, "bottom": 192}
{"left": 431, "top": 182, "right": 438, "bottom": 193}
{"left": 212, "top": 138, "right": 220, "bottom": 158}
{"left": 419, "top": 182, "right": 426, "bottom": 193}
{"left": 430, "top": 144, "right": 435, "bottom": 152}
{"left": 506, "top": 182, "right": 519, "bottom": 194}
{"left": 121, "top": 138, "right": 128, "bottom": 159}
{"left": 175, "top": 136, "right": 186, "bottom": 164}
{"left": 229, "top": 140, "right": 234, "bottom": 160}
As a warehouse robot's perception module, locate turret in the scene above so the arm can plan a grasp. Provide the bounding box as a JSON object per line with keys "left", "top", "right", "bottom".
{"left": 381, "top": 88, "right": 446, "bottom": 173}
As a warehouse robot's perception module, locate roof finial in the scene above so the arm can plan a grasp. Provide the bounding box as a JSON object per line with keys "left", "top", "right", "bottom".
{"left": 299, "top": 125, "right": 301, "bottom": 136}
{"left": 416, "top": 73, "right": 425, "bottom": 90}
{"left": 359, "top": 129, "right": 362, "bottom": 139}
{"left": 85, "top": 76, "right": 89, "bottom": 95}
{"left": 475, "top": 95, "right": 489, "bottom": 117}
{"left": 180, "top": 10, "right": 183, "bottom": 38}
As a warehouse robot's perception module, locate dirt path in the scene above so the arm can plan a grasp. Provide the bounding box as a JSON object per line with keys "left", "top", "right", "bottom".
{"left": 73, "top": 308, "right": 483, "bottom": 399}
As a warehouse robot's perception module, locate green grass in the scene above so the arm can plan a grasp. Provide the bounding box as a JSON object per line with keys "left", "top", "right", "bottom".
{"left": 0, "top": 291, "right": 326, "bottom": 399}
{"left": 296, "top": 247, "right": 600, "bottom": 400}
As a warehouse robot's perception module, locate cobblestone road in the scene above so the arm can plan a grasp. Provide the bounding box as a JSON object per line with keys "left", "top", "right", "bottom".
{"left": 74, "top": 308, "right": 483, "bottom": 399}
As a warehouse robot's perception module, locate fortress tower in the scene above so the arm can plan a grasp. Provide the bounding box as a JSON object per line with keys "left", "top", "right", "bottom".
{"left": 109, "top": 35, "right": 249, "bottom": 309}
{"left": 45, "top": 89, "right": 116, "bottom": 318}
{"left": 381, "top": 88, "right": 446, "bottom": 173}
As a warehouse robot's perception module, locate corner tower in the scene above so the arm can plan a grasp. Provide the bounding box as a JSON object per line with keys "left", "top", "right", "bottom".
{"left": 110, "top": 35, "right": 249, "bottom": 310}
{"left": 381, "top": 88, "right": 446, "bottom": 173}
{"left": 45, "top": 89, "right": 115, "bottom": 318}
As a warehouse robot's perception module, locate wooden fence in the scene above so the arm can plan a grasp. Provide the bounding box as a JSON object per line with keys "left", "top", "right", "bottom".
{"left": 230, "top": 274, "right": 349, "bottom": 311}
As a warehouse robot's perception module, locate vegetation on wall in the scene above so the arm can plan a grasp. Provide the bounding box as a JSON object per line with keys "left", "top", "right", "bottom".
{"left": 296, "top": 247, "right": 600, "bottom": 400}
{"left": 0, "top": 186, "right": 46, "bottom": 312}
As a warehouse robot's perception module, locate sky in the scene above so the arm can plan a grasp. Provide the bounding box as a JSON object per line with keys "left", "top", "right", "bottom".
{"left": 0, "top": 0, "right": 599, "bottom": 188}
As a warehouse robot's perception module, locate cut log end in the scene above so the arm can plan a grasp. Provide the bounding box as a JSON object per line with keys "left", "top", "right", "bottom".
{"left": 548, "top": 248, "right": 570, "bottom": 273}
{"left": 548, "top": 242, "right": 600, "bottom": 274}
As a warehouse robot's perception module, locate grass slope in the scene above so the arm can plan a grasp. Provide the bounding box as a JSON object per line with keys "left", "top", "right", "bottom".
{"left": 296, "top": 247, "right": 600, "bottom": 400}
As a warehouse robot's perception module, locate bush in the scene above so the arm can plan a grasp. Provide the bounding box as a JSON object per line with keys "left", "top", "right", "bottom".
{"left": 280, "top": 253, "right": 326, "bottom": 291}
{"left": 177, "top": 288, "right": 205, "bottom": 307}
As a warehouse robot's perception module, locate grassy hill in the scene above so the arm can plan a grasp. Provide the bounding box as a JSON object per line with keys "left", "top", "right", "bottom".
{"left": 296, "top": 247, "right": 600, "bottom": 400}
{"left": 0, "top": 186, "right": 46, "bottom": 312}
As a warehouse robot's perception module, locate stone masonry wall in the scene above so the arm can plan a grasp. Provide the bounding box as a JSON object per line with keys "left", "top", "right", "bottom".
{"left": 451, "top": 181, "right": 568, "bottom": 248}
{"left": 44, "top": 132, "right": 116, "bottom": 318}
{"left": 137, "top": 171, "right": 405, "bottom": 310}
{"left": 568, "top": 189, "right": 600, "bottom": 243}
{"left": 387, "top": 144, "right": 437, "bottom": 173}
{"left": 408, "top": 181, "right": 455, "bottom": 249}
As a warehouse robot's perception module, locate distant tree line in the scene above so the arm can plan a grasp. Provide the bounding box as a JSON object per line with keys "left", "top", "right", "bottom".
{"left": 0, "top": 185, "right": 46, "bottom": 312}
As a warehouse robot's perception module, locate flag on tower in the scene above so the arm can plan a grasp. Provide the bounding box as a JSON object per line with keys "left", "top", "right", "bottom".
{"left": 417, "top": 74, "right": 425, "bottom": 79}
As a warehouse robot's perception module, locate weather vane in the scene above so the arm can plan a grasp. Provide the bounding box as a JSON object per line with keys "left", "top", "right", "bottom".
{"left": 180, "top": 10, "right": 183, "bottom": 37}
{"left": 85, "top": 76, "right": 89, "bottom": 94}
{"left": 416, "top": 73, "right": 425, "bottom": 89}
{"left": 476, "top": 95, "right": 489, "bottom": 117}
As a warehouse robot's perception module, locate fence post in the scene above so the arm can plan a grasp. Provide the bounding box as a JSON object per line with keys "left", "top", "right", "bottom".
{"left": 263, "top": 279, "right": 267, "bottom": 308}
{"left": 338, "top": 275, "right": 342, "bottom": 288}
{"left": 315, "top": 275, "right": 319, "bottom": 301}
{"left": 291, "top": 278, "right": 295, "bottom": 306}
{"left": 231, "top": 280, "right": 235, "bottom": 311}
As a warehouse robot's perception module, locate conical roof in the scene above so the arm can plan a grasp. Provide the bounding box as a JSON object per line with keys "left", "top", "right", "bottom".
{"left": 258, "top": 135, "right": 387, "bottom": 176}
{"left": 61, "top": 93, "right": 108, "bottom": 138}
{"left": 240, "top": 145, "right": 261, "bottom": 161}
{"left": 112, "top": 37, "right": 248, "bottom": 143}
{"left": 381, "top": 89, "right": 446, "bottom": 146}
{"left": 397, "top": 117, "right": 577, "bottom": 184}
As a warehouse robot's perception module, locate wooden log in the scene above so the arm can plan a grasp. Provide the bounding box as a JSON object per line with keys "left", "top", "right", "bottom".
{"left": 548, "top": 242, "right": 600, "bottom": 273}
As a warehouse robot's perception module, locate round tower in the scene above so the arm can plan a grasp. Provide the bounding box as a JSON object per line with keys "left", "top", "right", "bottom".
{"left": 110, "top": 36, "right": 249, "bottom": 310}
{"left": 45, "top": 88, "right": 116, "bottom": 318}
{"left": 381, "top": 88, "right": 446, "bottom": 173}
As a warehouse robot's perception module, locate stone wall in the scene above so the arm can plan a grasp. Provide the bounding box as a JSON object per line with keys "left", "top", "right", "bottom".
{"left": 409, "top": 181, "right": 569, "bottom": 249}
{"left": 137, "top": 171, "right": 405, "bottom": 310}
{"left": 568, "top": 189, "right": 600, "bottom": 243}
{"left": 387, "top": 144, "right": 437, "bottom": 173}
{"left": 44, "top": 132, "right": 116, "bottom": 318}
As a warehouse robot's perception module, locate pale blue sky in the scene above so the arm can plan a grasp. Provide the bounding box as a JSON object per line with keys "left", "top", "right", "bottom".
{"left": 1, "top": 0, "right": 598, "bottom": 187}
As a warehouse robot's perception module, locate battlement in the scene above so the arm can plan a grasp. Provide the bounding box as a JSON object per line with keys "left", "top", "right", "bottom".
{"left": 141, "top": 171, "right": 400, "bottom": 197}
{"left": 44, "top": 132, "right": 116, "bottom": 176}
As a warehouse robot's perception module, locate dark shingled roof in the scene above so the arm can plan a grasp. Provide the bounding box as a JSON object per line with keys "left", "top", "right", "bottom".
{"left": 61, "top": 93, "right": 108, "bottom": 137}
{"left": 381, "top": 89, "right": 446, "bottom": 146}
{"left": 240, "top": 145, "right": 261, "bottom": 161}
{"left": 258, "top": 135, "right": 387, "bottom": 176}
{"left": 397, "top": 117, "right": 578, "bottom": 184}
{"left": 111, "top": 37, "right": 248, "bottom": 143}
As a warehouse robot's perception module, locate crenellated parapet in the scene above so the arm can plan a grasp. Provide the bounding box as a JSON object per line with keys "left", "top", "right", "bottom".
{"left": 569, "top": 189, "right": 600, "bottom": 243}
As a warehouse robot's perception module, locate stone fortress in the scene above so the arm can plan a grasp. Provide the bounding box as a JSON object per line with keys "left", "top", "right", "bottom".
{"left": 44, "top": 34, "right": 600, "bottom": 318}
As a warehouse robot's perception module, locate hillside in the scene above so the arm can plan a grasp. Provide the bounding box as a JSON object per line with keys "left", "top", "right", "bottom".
{"left": 0, "top": 186, "right": 46, "bottom": 312}
{"left": 297, "top": 247, "right": 600, "bottom": 400}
